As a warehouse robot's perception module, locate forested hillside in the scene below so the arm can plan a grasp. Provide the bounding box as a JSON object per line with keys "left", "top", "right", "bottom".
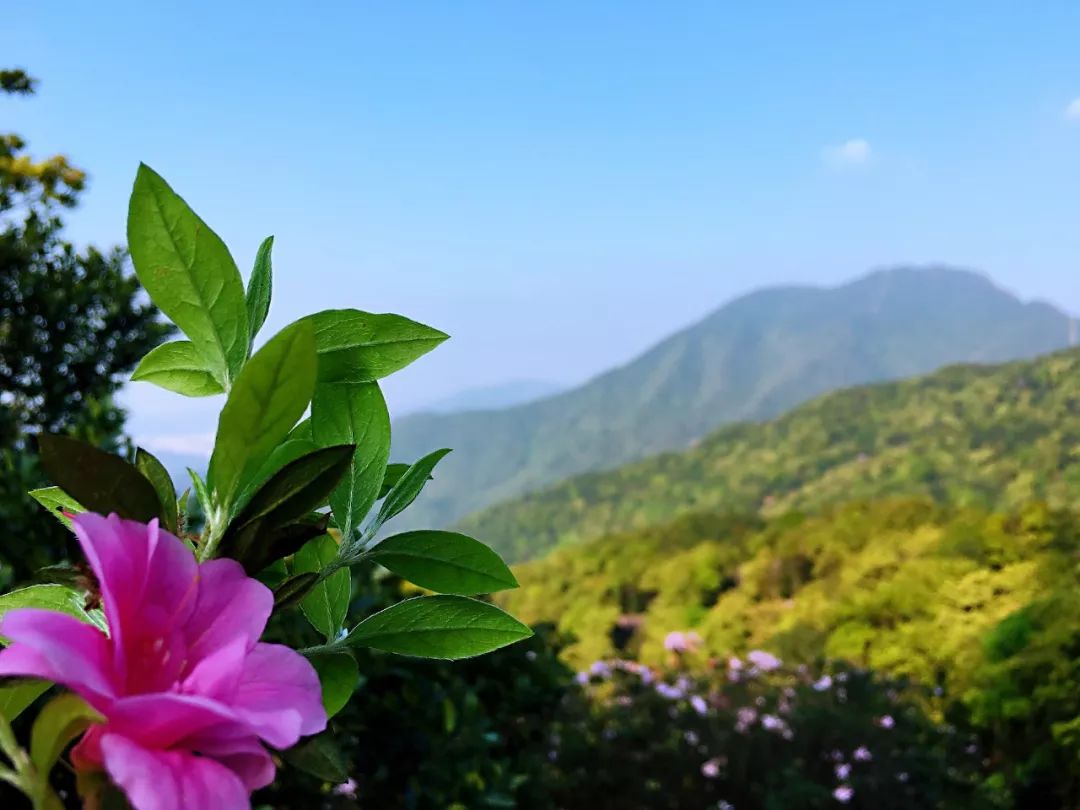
{"left": 465, "top": 347, "right": 1080, "bottom": 561}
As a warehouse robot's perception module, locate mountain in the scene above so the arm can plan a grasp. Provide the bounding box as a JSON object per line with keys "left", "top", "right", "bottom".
{"left": 463, "top": 346, "right": 1080, "bottom": 561}
{"left": 390, "top": 266, "right": 1074, "bottom": 536}
{"left": 408, "top": 379, "right": 564, "bottom": 415}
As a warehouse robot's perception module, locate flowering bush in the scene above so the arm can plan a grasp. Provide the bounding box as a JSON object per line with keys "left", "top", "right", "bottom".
{"left": 553, "top": 647, "right": 996, "bottom": 809}
{"left": 0, "top": 165, "right": 529, "bottom": 809}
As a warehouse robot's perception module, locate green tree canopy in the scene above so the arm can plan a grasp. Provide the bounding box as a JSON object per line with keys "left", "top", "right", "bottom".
{"left": 0, "top": 69, "right": 171, "bottom": 583}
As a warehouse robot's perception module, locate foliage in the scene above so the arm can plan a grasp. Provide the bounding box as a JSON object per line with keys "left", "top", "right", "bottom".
{"left": 501, "top": 497, "right": 1080, "bottom": 805}
{"left": 0, "top": 163, "right": 528, "bottom": 806}
{"left": 0, "top": 71, "right": 172, "bottom": 584}
{"left": 392, "top": 266, "right": 1071, "bottom": 537}
{"left": 465, "top": 347, "right": 1080, "bottom": 561}
{"left": 552, "top": 657, "right": 995, "bottom": 810}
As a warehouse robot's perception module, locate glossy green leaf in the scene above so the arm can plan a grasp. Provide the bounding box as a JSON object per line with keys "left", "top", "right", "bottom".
{"left": 369, "top": 530, "right": 518, "bottom": 595}
{"left": 273, "top": 572, "right": 320, "bottom": 611}
{"left": 378, "top": 463, "right": 410, "bottom": 499}
{"left": 0, "top": 681, "right": 50, "bottom": 723}
{"left": 311, "top": 382, "right": 391, "bottom": 539}
{"left": 135, "top": 448, "right": 178, "bottom": 533}
{"left": 344, "top": 595, "right": 532, "bottom": 660}
{"left": 233, "top": 516, "right": 329, "bottom": 577}
{"left": 30, "top": 693, "right": 104, "bottom": 776}
{"left": 208, "top": 320, "right": 316, "bottom": 510}
{"left": 292, "top": 535, "right": 350, "bottom": 641}
{"left": 238, "top": 438, "right": 319, "bottom": 510}
{"left": 288, "top": 418, "right": 313, "bottom": 442}
{"left": 37, "top": 435, "right": 162, "bottom": 523}
{"left": 127, "top": 164, "right": 249, "bottom": 385}
{"left": 221, "top": 444, "right": 351, "bottom": 574}
{"left": 306, "top": 309, "right": 448, "bottom": 383}
{"left": 246, "top": 236, "right": 274, "bottom": 346}
{"left": 188, "top": 468, "right": 212, "bottom": 516}
{"left": 28, "top": 487, "right": 84, "bottom": 530}
{"left": 281, "top": 733, "right": 348, "bottom": 782}
{"left": 311, "top": 653, "right": 358, "bottom": 719}
{"left": 130, "top": 340, "right": 224, "bottom": 397}
{"left": 232, "top": 445, "right": 353, "bottom": 530}
{"left": 375, "top": 448, "right": 451, "bottom": 528}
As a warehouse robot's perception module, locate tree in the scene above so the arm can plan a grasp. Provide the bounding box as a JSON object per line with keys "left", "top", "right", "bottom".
{"left": 0, "top": 68, "right": 172, "bottom": 583}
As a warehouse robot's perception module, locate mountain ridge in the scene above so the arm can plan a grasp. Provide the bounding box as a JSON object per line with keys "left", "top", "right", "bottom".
{"left": 389, "top": 266, "right": 1074, "bottom": 537}
{"left": 459, "top": 346, "right": 1080, "bottom": 561}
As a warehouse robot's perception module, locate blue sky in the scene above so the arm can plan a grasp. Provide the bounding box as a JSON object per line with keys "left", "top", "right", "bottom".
{"left": 6, "top": 2, "right": 1080, "bottom": 453}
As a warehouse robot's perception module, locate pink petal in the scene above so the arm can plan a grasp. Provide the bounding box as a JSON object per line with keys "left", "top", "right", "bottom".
{"left": 184, "top": 559, "right": 273, "bottom": 661}
{"left": 72, "top": 514, "right": 199, "bottom": 677}
{"left": 106, "top": 692, "right": 242, "bottom": 750}
{"left": 189, "top": 731, "right": 275, "bottom": 791}
{"left": 232, "top": 643, "right": 327, "bottom": 748}
{"left": 180, "top": 637, "right": 248, "bottom": 699}
{"left": 70, "top": 725, "right": 105, "bottom": 772}
{"left": 100, "top": 733, "right": 249, "bottom": 810}
{"left": 0, "top": 609, "right": 116, "bottom": 702}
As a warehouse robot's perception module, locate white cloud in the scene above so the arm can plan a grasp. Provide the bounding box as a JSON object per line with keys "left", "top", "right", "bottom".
{"left": 823, "top": 138, "right": 872, "bottom": 168}
{"left": 1065, "top": 97, "right": 1080, "bottom": 121}
{"left": 139, "top": 431, "right": 216, "bottom": 459}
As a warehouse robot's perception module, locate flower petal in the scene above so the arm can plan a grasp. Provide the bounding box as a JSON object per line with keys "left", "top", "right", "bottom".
{"left": 180, "top": 637, "right": 249, "bottom": 700}
{"left": 189, "top": 731, "right": 275, "bottom": 792}
{"left": 232, "top": 643, "right": 327, "bottom": 748}
{"left": 72, "top": 514, "right": 199, "bottom": 677}
{"left": 100, "top": 733, "right": 249, "bottom": 810}
{"left": 0, "top": 609, "right": 116, "bottom": 702}
{"left": 185, "top": 558, "right": 272, "bottom": 661}
{"left": 106, "top": 692, "right": 242, "bottom": 750}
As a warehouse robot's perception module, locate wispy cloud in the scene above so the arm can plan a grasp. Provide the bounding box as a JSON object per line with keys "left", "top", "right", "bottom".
{"left": 823, "top": 138, "right": 872, "bottom": 168}
{"left": 1065, "top": 98, "right": 1080, "bottom": 121}
{"left": 139, "top": 432, "right": 216, "bottom": 459}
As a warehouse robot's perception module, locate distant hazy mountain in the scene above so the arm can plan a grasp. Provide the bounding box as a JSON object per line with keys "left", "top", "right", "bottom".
{"left": 389, "top": 266, "right": 1074, "bottom": 536}
{"left": 409, "top": 379, "right": 564, "bottom": 415}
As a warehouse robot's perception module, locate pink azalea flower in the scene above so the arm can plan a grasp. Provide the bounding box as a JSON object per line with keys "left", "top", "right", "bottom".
{"left": 0, "top": 513, "right": 327, "bottom": 810}
{"left": 746, "top": 649, "right": 781, "bottom": 672}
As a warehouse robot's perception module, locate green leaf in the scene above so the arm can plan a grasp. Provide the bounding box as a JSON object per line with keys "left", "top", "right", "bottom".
{"left": 188, "top": 468, "right": 212, "bottom": 516}
{"left": 28, "top": 488, "right": 84, "bottom": 530}
{"left": 246, "top": 236, "right": 274, "bottom": 346}
{"left": 208, "top": 320, "right": 317, "bottom": 510}
{"left": 369, "top": 531, "right": 518, "bottom": 595}
{"left": 288, "top": 418, "right": 313, "bottom": 442}
{"left": 306, "top": 309, "right": 448, "bottom": 383}
{"left": 0, "top": 585, "right": 95, "bottom": 645}
{"left": 273, "top": 572, "right": 320, "bottom": 611}
{"left": 375, "top": 448, "right": 451, "bottom": 528}
{"left": 344, "top": 595, "right": 532, "bottom": 660}
{"left": 37, "top": 436, "right": 162, "bottom": 523}
{"left": 231, "top": 516, "right": 329, "bottom": 577}
{"left": 0, "top": 682, "right": 49, "bottom": 723}
{"left": 221, "top": 444, "right": 351, "bottom": 573}
{"left": 130, "top": 340, "right": 224, "bottom": 397}
{"left": 135, "top": 448, "right": 178, "bottom": 533}
{"left": 378, "top": 463, "right": 410, "bottom": 499}
{"left": 30, "top": 693, "right": 104, "bottom": 777}
{"left": 311, "top": 382, "right": 391, "bottom": 539}
{"left": 232, "top": 445, "right": 353, "bottom": 530}
{"left": 127, "top": 164, "right": 249, "bottom": 385}
{"left": 291, "top": 535, "right": 350, "bottom": 642}
{"left": 281, "top": 733, "right": 348, "bottom": 783}
{"left": 311, "top": 654, "right": 358, "bottom": 720}
{"left": 237, "top": 437, "right": 319, "bottom": 510}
